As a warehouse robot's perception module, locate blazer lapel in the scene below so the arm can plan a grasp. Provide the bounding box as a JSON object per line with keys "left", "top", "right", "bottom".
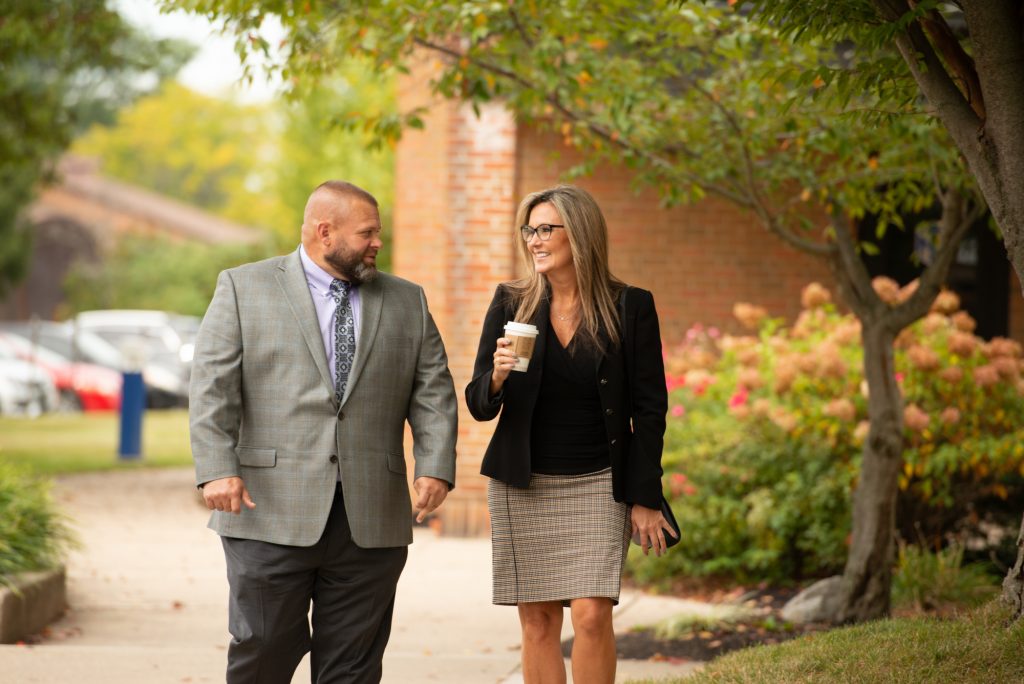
{"left": 276, "top": 250, "right": 335, "bottom": 400}
{"left": 342, "top": 275, "right": 383, "bottom": 406}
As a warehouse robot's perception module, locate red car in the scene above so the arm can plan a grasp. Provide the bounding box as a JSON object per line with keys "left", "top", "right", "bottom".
{"left": 0, "top": 332, "right": 122, "bottom": 411}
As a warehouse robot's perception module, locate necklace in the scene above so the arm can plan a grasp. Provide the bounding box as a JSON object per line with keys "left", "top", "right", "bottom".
{"left": 553, "top": 306, "right": 578, "bottom": 322}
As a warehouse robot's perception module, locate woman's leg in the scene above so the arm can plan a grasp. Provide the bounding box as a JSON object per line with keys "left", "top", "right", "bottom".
{"left": 518, "top": 601, "right": 566, "bottom": 684}
{"left": 569, "top": 597, "right": 616, "bottom": 684}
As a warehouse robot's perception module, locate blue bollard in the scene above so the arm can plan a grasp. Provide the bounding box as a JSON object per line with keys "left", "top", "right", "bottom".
{"left": 118, "top": 371, "right": 145, "bottom": 460}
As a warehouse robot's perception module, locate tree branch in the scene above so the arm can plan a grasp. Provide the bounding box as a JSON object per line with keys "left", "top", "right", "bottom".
{"left": 827, "top": 206, "right": 880, "bottom": 319}
{"left": 872, "top": 0, "right": 983, "bottom": 151}
{"left": 410, "top": 36, "right": 756, "bottom": 208}
{"left": 908, "top": 0, "right": 985, "bottom": 119}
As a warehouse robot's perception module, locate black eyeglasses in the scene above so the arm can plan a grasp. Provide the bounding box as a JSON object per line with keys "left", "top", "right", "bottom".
{"left": 520, "top": 224, "right": 565, "bottom": 241}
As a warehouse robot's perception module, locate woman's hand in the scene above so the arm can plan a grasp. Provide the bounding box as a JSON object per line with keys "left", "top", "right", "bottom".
{"left": 490, "top": 337, "right": 518, "bottom": 396}
{"left": 631, "top": 504, "right": 678, "bottom": 557}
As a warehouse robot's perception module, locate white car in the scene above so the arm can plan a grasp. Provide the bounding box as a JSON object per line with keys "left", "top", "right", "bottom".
{"left": 0, "top": 357, "right": 58, "bottom": 417}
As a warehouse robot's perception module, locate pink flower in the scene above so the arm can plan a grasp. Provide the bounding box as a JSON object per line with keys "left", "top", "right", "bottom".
{"left": 669, "top": 472, "right": 689, "bottom": 496}
{"left": 708, "top": 327, "right": 721, "bottom": 339}
{"left": 671, "top": 404, "right": 686, "bottom": 418}
{"left": 728, "top": 387, "right": 749, "bottom": 408}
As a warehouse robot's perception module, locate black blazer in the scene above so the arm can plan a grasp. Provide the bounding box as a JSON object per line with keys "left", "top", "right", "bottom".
{"left": 465, "top": 284, "right": 667, "bottom": 509}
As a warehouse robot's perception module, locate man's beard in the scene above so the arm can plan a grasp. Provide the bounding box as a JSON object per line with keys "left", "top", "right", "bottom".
{"left": 325, "top": 246, "right": 378, "bottom": 285}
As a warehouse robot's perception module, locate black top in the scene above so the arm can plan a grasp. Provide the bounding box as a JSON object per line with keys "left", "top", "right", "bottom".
{"left": 530, "top": 323, "right": 611, "bottom": 474}
{"left": 465, "top": 284, "right": 668, "bottom": 509}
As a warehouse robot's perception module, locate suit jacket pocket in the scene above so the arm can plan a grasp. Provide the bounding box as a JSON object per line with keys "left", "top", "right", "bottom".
{"left": 386, "top": 451, "right": 407, "bottom": 475}
{"left": 236, "top": 446, "right": 277, "bottom": 467}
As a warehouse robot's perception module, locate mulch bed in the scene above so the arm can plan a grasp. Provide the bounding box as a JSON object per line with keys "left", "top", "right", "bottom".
{"left": 562, "top": 585, "right": 835, "bottom": 662}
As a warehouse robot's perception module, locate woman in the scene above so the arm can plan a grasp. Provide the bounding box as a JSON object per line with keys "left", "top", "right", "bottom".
{"left": 466, "top": 185, "right": 675, "bottom": 683}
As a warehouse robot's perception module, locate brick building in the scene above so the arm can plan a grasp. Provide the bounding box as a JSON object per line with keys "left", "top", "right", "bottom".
{"left": 393, "top": 69, "right": 1024, "bottom": 536}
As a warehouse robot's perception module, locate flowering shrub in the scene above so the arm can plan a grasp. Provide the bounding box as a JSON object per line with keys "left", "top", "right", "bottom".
{"left": 631, "top": 280, "right": 1024, "bottom": 585}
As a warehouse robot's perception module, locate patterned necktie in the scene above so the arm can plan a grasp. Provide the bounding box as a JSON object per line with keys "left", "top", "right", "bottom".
{"left": 329, "top": 279, "right": 356, "bottom": 403}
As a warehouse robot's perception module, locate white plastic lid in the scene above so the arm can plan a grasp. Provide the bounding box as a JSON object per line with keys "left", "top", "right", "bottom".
{"left": 504, "top": 321, "right": 539, "bottom": 336}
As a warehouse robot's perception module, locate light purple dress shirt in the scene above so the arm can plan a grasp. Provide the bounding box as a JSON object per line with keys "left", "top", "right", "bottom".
{"left": 298, "top": 244, "right": 361, "bottom": 389}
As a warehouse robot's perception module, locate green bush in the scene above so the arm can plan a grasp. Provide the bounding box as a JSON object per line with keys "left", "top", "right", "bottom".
{"left": 892, "top": 541, "right": 998, "bottom": 613}
{"left": 0, "top": 464, "right": 73, "bottom": 587}
{"left": 630, "top": 413, "right": 854, "bottom": 586}
{"left": 629, "top": 280, "right": 1024, "bottom": 587}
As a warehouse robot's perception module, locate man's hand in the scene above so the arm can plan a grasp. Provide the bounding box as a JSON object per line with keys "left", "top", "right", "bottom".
{"left": 202, "top": 476, "right": 255, "bottom": 514}
{"left": 413, "top": 476, "right": 449, "bottom": 523}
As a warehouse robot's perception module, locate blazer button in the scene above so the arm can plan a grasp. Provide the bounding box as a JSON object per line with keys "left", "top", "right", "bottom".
{"left": 337, "top": 411, "right": 344, "bottom": 421}
{"left": 329, "top": 454, "right": 338, "bottom": 464}
{"left": 610, "top": 439, "right": 617, "bottom": 445}
{"left": 600, "top": 378, "right": 609, "bottom": 385}
{"left": 605, "top": 408, "right": 614, "bottom": 416}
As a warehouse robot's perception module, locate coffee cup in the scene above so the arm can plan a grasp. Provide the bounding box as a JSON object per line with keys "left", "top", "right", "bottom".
{"left": 503, "top": 321, "right": 539, "bottom": 372}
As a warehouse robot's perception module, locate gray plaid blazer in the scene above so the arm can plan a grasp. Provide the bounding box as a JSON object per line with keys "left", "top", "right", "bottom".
{"left": 189, "top": 249, "right": 458, "bottom": 547}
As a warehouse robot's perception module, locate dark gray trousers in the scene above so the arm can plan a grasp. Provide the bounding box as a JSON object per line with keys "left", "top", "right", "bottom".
{"left": 221, "top": 485, "right": 408, "bottom": 684}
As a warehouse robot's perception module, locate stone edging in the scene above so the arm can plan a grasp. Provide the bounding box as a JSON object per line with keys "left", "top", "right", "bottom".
{"left": 0, "top": 566, "right": 67, "bottom": 644}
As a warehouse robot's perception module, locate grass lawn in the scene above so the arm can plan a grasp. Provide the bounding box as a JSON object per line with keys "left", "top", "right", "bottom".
{"left": 628, "top": 600, "right": 1024, "bottom": 684}
{"left": 0, "top": 409, "right": 192, "bottom": 475}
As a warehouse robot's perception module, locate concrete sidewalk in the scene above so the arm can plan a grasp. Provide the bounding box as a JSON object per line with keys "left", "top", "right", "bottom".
{"left": 0, "top": 467, "right": 705, "bottom": 683}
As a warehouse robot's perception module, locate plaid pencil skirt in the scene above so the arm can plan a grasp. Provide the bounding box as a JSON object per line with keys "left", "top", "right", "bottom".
{"left": 487, "top": 468, "right": 632, "bottom": 606}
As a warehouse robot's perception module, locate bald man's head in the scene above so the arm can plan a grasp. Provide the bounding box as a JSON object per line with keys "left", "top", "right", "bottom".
{"left": 301, "top": 181, "right": 383, "bottom": 284}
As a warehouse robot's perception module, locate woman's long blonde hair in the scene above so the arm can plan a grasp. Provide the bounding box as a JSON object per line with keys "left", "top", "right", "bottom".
{"left": 506, "top": 185, "right": 624, "bottom": 354}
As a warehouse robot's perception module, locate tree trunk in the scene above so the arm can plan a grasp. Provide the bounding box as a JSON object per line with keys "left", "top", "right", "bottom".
{"left": 1004, "top": 514, "right": 1024, "bottom": 619}
{"left": 834, "top": 320, "right": 903, "bottom": 623}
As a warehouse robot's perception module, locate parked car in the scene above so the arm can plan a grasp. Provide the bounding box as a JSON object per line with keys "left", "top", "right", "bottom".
{"left": 75, "top": 309, "right": 199, "bottom": 368}
{"left": 0, "top": 331, "right": 121, "bottom": 411}
{"left": 0, "top": 355, "right": 58, "bottom": 417}
{"left": 0, "top": 320, "right": 188, "bottom": 409}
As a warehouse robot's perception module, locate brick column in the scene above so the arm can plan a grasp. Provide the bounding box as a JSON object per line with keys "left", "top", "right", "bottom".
{"left": 394, "top": 62, "right": 518, "bottom": 535}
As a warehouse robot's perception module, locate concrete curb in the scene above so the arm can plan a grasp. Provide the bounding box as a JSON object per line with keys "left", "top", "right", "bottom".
{"left": 0, "top": 567, "right": 66, "bottom": 644}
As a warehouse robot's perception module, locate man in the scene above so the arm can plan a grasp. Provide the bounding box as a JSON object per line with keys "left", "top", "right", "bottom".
{"left": 189, "top": 180, "right": 458, "bottom": 683}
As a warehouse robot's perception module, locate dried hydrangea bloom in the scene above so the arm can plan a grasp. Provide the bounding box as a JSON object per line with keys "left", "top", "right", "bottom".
{"left": 903, "top": 403, "right": 931, "bottom": 432}
{"left": 772, "top": 358, "right": 798, "bottom": 394}
{"left": 938, "top": 366, "right": 964, "bottom": 384}
{"left": 800, "top": 282, "right": 832, "bottom": 309}
{"left": 897, "top": 279, "right": 919, "bottom": 303}
{"left": 738, "top": 367, "right": 764, "bottom": 389}
{"left": 871, "top": 276, "right": 901, "bottom": 305}
{"left": 771, "top": 409, "right": 798, "bottom": 432}
{"left": 737, "top": 347, "right": 760, "bottom": 367}
{"left": 940, "top": 407, "right": 961, "bottom": 425}
{"left": 829, "top": 319, "right": 861, "bottom": 347}
{"left": 988, "top": 337, "right": 1023, "bottom": 358}
{"left": 921, "top": 312, "right": 949, "bottom": 334}
{"left": 908, "top": 345, "right": 941, "bottom": 371}
{"left": 853, "top": 420, "right": 870, "bottom": 442}
{"left": 895, "top": 327, "right": 918, "bottom": 349}
{"left": 751, "top": 398, "right": 773, "bottom": 417}
{"left": 815, "top": 343, "right": 847, "bottom": 379}
{"left": 948, "top": 331, "right": 977, "bottom": 357}
{"left": 824, "top": 398, "right": 857, "bottom": 422}
{"left": 733, "top": 302, "right": 769, "bottom": 330}
{"left": 972, "top": 364, "right": 1000, "bottom": 387}
{"left": 951, "top": 311, "right": 977, "bottom": 333}
{"left": 994, "top": 356, "right": 1019, "bottom": 379}
{"left": 931, "top": 289, "right": 961, "bottom": 315}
